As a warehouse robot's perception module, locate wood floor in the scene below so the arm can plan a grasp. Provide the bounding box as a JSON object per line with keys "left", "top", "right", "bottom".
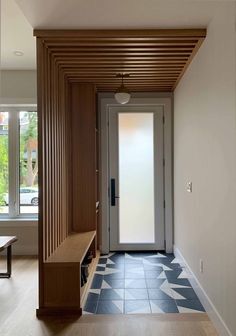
{"left": 0, "top": 257, "right": 218, "bottom": 336}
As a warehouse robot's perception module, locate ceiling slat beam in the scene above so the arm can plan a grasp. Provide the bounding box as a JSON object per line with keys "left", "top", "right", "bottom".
{"left": 34, "top": 29, "right": 206, "bottom": 92}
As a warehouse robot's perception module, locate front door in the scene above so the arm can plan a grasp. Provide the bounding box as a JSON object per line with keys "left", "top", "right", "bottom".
{"left": 109, "top": 105, "right": 165, "bottom": 251}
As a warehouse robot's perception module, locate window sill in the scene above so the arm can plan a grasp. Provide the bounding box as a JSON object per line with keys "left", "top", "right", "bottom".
{"left": 0, "top": 218, "right": 38, "bottom": 227}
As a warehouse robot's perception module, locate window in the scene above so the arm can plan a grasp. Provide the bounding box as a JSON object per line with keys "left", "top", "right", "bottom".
{"left": 0, "top": 107, "right": 38, "bottom": 218}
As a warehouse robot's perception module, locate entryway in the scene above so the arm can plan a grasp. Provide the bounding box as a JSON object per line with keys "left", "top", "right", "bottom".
{"left": 83, "top": 96, "right": 204, "bottom": 315}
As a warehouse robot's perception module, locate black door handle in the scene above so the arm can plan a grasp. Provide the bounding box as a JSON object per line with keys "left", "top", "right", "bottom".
{"left": 111, "top": 178, "right": 119, "bottom": 206}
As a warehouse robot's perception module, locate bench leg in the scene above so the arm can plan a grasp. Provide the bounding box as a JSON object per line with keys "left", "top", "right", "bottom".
{"left": 0, "top": 245, "right": 12, "bottom": 278}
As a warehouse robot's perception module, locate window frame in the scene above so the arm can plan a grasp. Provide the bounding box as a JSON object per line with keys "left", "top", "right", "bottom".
{"left": 0, "top": 104, "right": 38, "bottom": 220}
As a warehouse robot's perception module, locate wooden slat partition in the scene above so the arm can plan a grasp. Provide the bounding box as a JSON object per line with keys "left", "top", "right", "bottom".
{"left": 35, "top": 29, "right": 206, "bottom": 316}
{"left": 36, "top": 34, "right": 98, "bottom": 316}
{"left": 37, "top": 39, "right": 73, "bottom": 311}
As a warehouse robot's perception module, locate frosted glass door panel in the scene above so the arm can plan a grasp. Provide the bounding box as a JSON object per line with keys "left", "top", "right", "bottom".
{"left": 118, "top": 113, "right": 155, "bottom": 244}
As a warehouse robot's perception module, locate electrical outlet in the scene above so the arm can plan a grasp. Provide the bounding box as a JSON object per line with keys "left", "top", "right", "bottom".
{"left": 200, "top": 259, "right": 204, "bottom": 273}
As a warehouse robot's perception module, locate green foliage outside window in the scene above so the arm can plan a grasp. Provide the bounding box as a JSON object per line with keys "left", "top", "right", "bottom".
{"left": 0, "top": 134, "right": 8, "bottom": 206}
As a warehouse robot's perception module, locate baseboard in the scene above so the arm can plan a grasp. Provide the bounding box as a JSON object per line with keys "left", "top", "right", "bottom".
{"left": 174, "top": 245, "right": 233, "bottom": 336}
{"left": 36, "top": 307, "right": 82, "bottom": 318}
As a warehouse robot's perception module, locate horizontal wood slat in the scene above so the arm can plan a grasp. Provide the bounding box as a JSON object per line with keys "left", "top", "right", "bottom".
{"left": 34, "top": 29, "right": 206, "bottom": 92}
{"left": 34, "top": 29, "right": 207, "bottom": 38}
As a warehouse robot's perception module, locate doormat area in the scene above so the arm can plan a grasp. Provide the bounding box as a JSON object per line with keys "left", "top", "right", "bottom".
{"left": 83, "top": 252, "right": 205, "bottom": 314}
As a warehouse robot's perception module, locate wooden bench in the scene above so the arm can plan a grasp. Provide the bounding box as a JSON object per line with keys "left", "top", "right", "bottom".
{"left": 36, "top": 230, "right": 96, "bottom": 317}
{"left": 0, "top": 236, "right": 18, "bottom": 278}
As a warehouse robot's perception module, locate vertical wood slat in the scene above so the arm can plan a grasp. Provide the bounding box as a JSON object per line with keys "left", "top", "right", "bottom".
{"left": 37, "top": 37, "right": 44, "bottom": 307}
{"left": 70, "top": 83, "right": 97, "bottom": 233}
{"left": 37, "top": 37, "right": 72, "bottom": 306}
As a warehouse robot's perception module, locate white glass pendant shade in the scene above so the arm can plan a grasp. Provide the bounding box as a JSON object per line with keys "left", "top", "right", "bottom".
{"left": 115, "top": 84, "right": 131, "bottom": 104}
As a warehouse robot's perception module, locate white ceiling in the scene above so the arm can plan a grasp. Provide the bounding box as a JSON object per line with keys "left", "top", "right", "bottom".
{"left": 15, "top": 0, "right": 218, "bottom": 29}
{"left": 1, "top": 0, "right": 36, "bottom": 69}
{"left": 1, "top": 0, "right": 234, "bottom": 70}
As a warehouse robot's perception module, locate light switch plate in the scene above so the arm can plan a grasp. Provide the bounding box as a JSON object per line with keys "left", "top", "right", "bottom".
{"left": 187, "top": 182, "right": 192, "bottom": 193}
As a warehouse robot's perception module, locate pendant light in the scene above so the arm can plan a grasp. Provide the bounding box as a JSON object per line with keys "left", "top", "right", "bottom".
{"left": 114, "top": 73, "right": 131, "bottom": 104}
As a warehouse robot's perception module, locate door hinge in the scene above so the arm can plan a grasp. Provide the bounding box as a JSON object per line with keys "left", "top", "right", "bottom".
{"left": 164, "top": 200, "right": 166, "bottom": 208}
{"left": 163, "top": 115, "right": 165, "bottom": 124}
{"left": 163, "top": 158, "right": 165, "bottom": 167}
{"left": 108, "top": 227, "right": 110, "bottom": 232}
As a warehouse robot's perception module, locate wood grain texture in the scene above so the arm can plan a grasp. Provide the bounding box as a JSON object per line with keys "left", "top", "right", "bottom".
{"left": 70, "top": 83, "right": 97, "bottom": 233}
{"left": 46, "top": 231, "right": 96, "bottom": 263}
{"left": 0, "top": 236, "right": 17, "bottom": 252}
{"left": 34, "top": 29, "right": 206, "bottom": 92}
{"left": 43, "top": 263, "right": 81, "bottom": 307}
{"left": 0, "top": 257, "right": 219, "bottom": 336}
{"left": 36, "top": 39, "right": 98, "bottom": 316}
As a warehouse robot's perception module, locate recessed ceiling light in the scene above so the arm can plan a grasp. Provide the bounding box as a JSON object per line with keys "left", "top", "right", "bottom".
{"left": 13, "top": 51, "right": 24, "bottom": 56}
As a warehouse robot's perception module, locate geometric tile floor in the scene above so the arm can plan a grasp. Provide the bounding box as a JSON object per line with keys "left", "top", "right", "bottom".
{"left": 83, "top": 252, "right": 205, "bottom": 314}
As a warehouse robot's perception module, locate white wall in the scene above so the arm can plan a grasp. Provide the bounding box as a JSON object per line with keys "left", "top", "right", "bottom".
{"left": 1, "top": 70, "right": 36, "bottom": 104}
{"left": 0, "top": 70, "right": 38, "bottom": 255}
{"left": 174, "top": 2, "right": 236, "bottom": 335}
{"left": 0, "top": 221, "right": 38, "bottom": 255}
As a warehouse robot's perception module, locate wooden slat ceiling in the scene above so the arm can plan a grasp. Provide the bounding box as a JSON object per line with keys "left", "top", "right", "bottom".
{"left": 34, "top": 29, "right": 206, "bottom": 92}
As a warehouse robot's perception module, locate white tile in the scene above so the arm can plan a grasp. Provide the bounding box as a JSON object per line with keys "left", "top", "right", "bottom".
{"left": 112, "top": 300, "right": 124, "bottom": 312}
{"left": 157, "top": 271, "right": 166, "bottom": 279}
{"left": 168, "top": 282, "right": 191, "bottom": 289}
{"left": 159, "top": 287, "right": 176, "bottom": 299}
{"left": 150, "top": 301, "right": 164, "bottom": 313}
{"left": 89, "top": 289, "right": 101, "bottom": 295}
{"left": 178, "top": 270, "right": 192, "bottom": 279}
{"left": 177, "top": 306, "right": 203, "bottom": 313}
{"left": 171, "top": 288, "right": 187, "bottom": 300}
{"left": 101, "top": 280, "right": 112, "bottom": 289}
{"left": 113, "top": 288, "right": 124, "bottom": 298}
{"left": 106, "top": 258, "right": 115, "bottom": 265}
{"left": 126, "top": 305, "right": 151, "bottom": 314}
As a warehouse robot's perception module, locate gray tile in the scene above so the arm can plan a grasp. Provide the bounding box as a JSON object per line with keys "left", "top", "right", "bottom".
{"left": 96, "top": 300, "right": 124, "bottom": 314}
{"left": 150, "top": 300, "right": 179, "bottom": 313}
{"left": 90, "top": 274, "right": 103, "bottom": 289}
{"left": 125, "top": 279, "right": 147, "bottom": 289}
{"left": 125, "top": 264, "right": 144, "bottom": 270}
{"left": 165, "top": 270, "right": 182, "bottom": 280}
{"left": 176, "top": 299, "right": 205, "bottom": 312}
{"left": 103, "top": 272, "right": 125, "bottom": 279}
{"left": 145, "top": 270, "right": 162, "bottom": 278}
{"left": 125, "top": 300, "right": 151, "bottom": 314}
{"left": 86, "top": 292, "right": 100, "bottom": 302}
{"left": 100, "top": 288, "right": 124, "bottom": 300}
{"left": 146, "top": 279, "right": 167, "bottom": 289}
{"left": 144, "top": 264, "right": 163, "bottom": 271}
{"left": 125, "top": 271, "right": 145, "bottom": 279}
{"left": 98, "top": 258, "right": 107, "bottom": 264}
{"left": 83, "top": 301, "right": 98, "bottom": 314}
{"left": 102, "top": 279, "right": 125, "bottom": 289}
{"left": 148, "top": 289, "right": 174, "bottom": 300}
{"left": 167, "top": 278, "right": 192, "bottom": 288}
{"left": 125, "top": 288, "right": 149, "bottom": 300}
{"left": 172, "top": 288, "right": 198, "bottom": 300}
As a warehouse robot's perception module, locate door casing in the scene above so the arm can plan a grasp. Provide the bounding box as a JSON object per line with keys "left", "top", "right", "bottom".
{"left": 99, "top": 95, "right": 173, "bottom": 254}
